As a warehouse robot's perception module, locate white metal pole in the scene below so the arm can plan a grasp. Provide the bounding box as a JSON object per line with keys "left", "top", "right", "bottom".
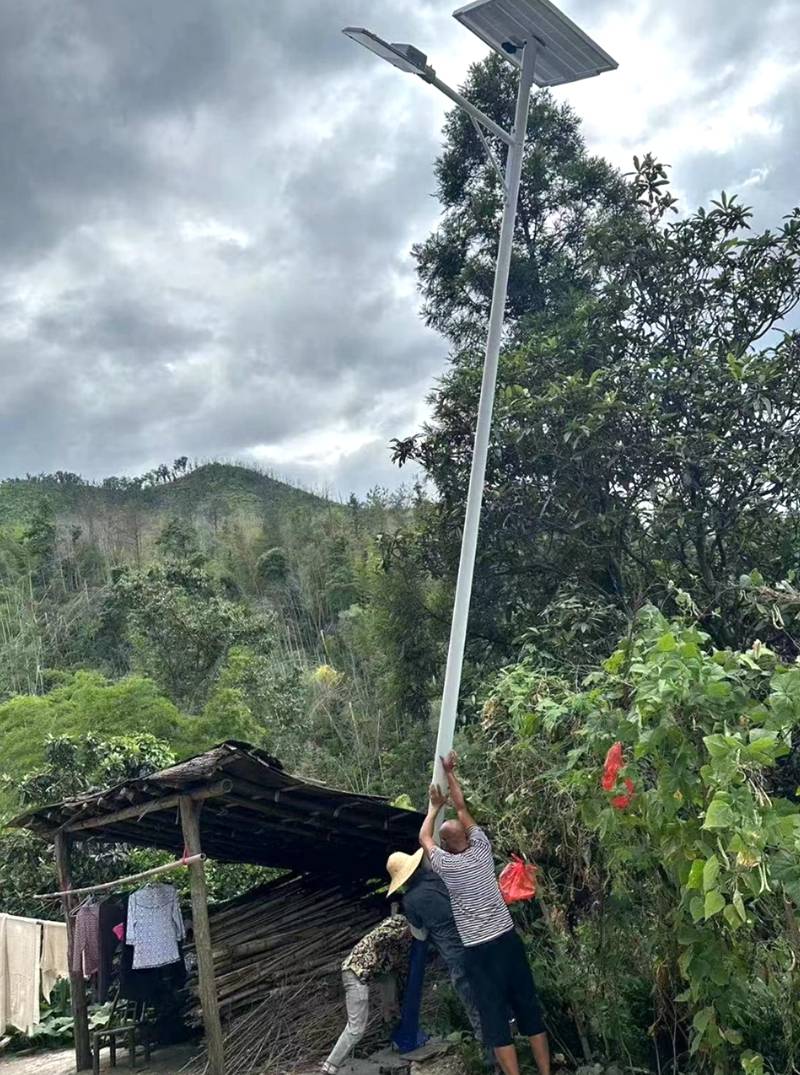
{"left": 432, "top": 41, "right": 537, "bottom": 798}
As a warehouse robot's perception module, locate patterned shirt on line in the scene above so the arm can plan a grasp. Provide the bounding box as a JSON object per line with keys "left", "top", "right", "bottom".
{"left": 428, "top": 826, "right": 514, "bottom": 947}
{"left": 341, "top": 915, "right": 411, "bottom": 982}
{"left": 126, "top": 884, "right": 185, "bottom": 970}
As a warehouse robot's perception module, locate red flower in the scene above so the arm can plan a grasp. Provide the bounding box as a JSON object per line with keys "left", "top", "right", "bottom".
{"left": 612, "top": 778, "right": 635, "bottom": 810}
{"left": 602, "top": 742, "right": 635, "bottom": 809}
{"left": 601, "top": 742, "right": 624, "bottom": 791}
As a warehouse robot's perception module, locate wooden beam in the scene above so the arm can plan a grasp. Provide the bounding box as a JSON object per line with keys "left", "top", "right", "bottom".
{"left": 53, "top": 833, "right": 92, "bottom": 1071}
{"left": 63, "top": 779, "right": 232, "bottom": 834}
{"left": 180, "top": 796, "right": 225, "bottom": 1075}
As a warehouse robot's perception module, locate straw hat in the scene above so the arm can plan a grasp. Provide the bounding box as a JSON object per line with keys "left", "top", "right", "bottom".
{"left": 386, "top": 848, "right": 424, "bottom": 896}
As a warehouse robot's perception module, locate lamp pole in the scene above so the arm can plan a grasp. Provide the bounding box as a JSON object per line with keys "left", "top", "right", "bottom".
{"left": 431, "top": 39, "right": 537, "bottom": 793}
{"left": 344, "top": 1, "right": 617, "bottom": 809}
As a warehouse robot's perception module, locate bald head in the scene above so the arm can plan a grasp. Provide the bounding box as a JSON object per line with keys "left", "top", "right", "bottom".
{"left": 440, "top": 819, "right": 469, "bottom": 854}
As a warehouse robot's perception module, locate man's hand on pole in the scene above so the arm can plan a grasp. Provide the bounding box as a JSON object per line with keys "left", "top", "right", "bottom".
{"left": 429, "top": 782, "right": 448, "bottom": 811}
{"left": 440, "top": 751, "right": 475, "bottom": 829}
{"left": 420, "top": 782, "right": 448, "bottom": 852}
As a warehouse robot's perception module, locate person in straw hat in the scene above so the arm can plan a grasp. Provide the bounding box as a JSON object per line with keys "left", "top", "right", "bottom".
{"left": 386, "top": 847, "right": 487, "bottom": 1060}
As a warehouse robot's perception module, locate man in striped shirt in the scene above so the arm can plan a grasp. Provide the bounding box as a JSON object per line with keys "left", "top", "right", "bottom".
{"left": 419, "top": 752, "right": 550, "bottom": 1075}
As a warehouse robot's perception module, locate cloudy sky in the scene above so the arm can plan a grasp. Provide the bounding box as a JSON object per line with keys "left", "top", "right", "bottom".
{"left": 1, "top": 0, "right": 797, "bottom": 497}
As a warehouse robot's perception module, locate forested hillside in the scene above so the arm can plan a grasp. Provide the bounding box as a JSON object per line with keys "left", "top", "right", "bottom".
{"left": 2, "top": 59, "right": 800, "bottom": 1074}
{"left": 0, "top": 459, "right": 438, "bottom": 803}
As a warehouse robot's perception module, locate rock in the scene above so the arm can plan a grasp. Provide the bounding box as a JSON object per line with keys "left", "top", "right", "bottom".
{"left": 409, "top": 1051, "right": 467, "bottom": 1075}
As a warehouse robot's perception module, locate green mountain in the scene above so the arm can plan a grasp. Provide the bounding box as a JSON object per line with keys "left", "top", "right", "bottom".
{"left": 0, "top": 460, "right": 327, "bottom": 530}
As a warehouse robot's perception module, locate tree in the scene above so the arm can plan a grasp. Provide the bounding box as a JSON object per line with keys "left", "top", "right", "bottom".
{"left": 112, "top": 560, "right": 274, "bottom": 709}
{"left": 155, "top": 516, "right": 204, "bottom": 565}
{"left": 397, "top": 145, "right": 800, "bottom": 664}
{"left": 412, "top": 56, "right": 637, "bottom": 350}
{"left": 256, "top": 547, "right": 290, "bottom": 586}
{"left": 23, "top": 499, "right": 57, "bottom": 589}
{"left": 0, "top": 733, "right": 176, "bottom": 918}
{"left": 0, "top": 671, "right": 191, "bottom": 799}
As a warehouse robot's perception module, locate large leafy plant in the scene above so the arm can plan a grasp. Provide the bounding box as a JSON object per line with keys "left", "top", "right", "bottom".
{"left": 471, "top": 612, "right": 800, "bottom": 1073}
{"left": 573, "top": 613, "right": 800, "bottom": 1071}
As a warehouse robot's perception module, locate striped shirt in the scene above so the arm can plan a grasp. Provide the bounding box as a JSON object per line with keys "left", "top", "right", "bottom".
{"left": 428, "top": 826, "right": 513, "bottom": 947}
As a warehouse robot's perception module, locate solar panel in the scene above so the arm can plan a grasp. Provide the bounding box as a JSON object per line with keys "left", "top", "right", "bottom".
{"left": 453, "top": 0, "right": 618, "bottom": 86}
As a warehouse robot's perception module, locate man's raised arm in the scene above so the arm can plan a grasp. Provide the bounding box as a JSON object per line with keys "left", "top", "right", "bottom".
{"left": 441, "top": 751, "right": 476, "bottom": 831}
{"left": 419, "top": 783, "right": 447, "bottom": 854}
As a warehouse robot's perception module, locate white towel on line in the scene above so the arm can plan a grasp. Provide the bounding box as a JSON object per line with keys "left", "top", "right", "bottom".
{"left": 41, "top": 921, "right": 69, "bottom": 1002}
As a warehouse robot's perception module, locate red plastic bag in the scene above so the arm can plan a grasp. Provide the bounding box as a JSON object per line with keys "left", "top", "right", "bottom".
{"left": 499, "top": 855, "right": 537, "bottom": 904}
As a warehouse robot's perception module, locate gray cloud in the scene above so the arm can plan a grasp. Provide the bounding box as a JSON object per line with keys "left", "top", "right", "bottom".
{"left": 0, "top": 0, "right": 797, "bottom": 495}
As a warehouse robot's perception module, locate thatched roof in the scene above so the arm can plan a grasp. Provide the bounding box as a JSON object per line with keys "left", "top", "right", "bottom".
{"left": 10, "top": 740, "right": 423, "bottom": 880}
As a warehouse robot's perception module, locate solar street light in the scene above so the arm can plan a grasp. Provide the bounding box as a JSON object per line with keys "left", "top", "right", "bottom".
{"left": 342, "top": 29, "right": 430, "bottom": 76}
{"left": 343, "top": 1, "right": 617, "bottom": 801}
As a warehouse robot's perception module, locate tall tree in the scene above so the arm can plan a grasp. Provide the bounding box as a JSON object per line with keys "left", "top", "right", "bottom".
{"left": 397, "top": 59, "right": 800, "bottom": 666}
{"left": 412, "top": 55, "right": 637, "bottom": 350}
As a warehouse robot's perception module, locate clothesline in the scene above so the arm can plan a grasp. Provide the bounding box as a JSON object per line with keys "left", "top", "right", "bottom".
{"left": 34, "top": 853, "right": 206, "bottom": 899}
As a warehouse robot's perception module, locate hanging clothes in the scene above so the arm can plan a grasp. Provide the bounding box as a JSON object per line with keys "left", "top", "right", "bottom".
{"left": 127, "top": 884, "right": 185, "bottom": 970}
{"left": 71, "top": 902, "right": 101, "bottom": 979}
{"left": 40, "top": 921, "right": 69, "bottom": 1002}
{"left": 0, "top": 913, "right": 41, "bottom": 1035}
{"left": 97, "top": 898, "right": 126, "bottom": 1003}
{"left": 119, "top": 932, "right": 187, "bottom": 1003}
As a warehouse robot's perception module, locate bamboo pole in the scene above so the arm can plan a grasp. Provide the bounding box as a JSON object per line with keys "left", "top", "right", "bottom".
{"left": 54, "top": 833, "right": 92, "bottom": 1071}
{"left": 35, "top": 853, "right": 206, "bottom": 899}
{"left": 180, "top": 795, "right": 225, "bottom": 1075}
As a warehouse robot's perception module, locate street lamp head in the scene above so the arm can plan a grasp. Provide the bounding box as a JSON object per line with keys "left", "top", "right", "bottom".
{"left": 342, "top": 28, "right": 429, "bottom": 76}
{"left": 453, "top": 0, "right": 618, "bottom": 86}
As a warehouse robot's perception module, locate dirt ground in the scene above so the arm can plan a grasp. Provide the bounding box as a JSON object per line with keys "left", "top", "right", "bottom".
{"left": 0, "top": 1042, "right": 466, "bottom": 1075}
{"left": 0, "top": 1043, "right": 201, "bottom": 1074}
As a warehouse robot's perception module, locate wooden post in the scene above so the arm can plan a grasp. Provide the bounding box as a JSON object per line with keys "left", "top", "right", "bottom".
{"left": 54, "top": 832, "right": 92, "bottom": 1071}
{"left": 180, "top": 796, "right": 225, "bottom": 1075}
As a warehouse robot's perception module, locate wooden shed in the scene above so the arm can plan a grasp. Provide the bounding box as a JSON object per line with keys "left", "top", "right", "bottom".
{"left": 12, "top": 740, "right": 423, "bottom": 1074}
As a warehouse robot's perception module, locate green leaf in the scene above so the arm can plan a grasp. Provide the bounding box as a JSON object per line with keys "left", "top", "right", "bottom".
{"left": 723, "top": 1028, "right": 743, "bottom": 1045}
{"left": 733, "top": 890, "right": 746, "bottom": 922}
{"left": 740, "top": 1051, "right": 765, "bottom": 1075}
{"left": 723, "top": 904, "right": 743, "bottom": 931}
{"left": 703, "top": 796, "right": 735, "bottom": 830}
{"left": 704, "top": 889, "right": 725, "bottom": 919}
{"left": 686, "top": 859, "right": 704, "bottom": 890}
{"left": 656, "top": 632, "right": 678, "bottom": 652}
{"left": 727, "top": 352, "right": 743, "bottom": 380}
{"left": 702, "top": 854, "right": 721, "bottom": 892}
{"left": 706, "top": 680, "right": 732, "bottom": 701}
{"left": 690, "top": 896, "right": 706, "bottom": 923}
{"left": 693, "top": 1006, "right": 713, "bottom": 1035}
{"left": 703, "top": 734, "right": 732, "bottom": 758}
